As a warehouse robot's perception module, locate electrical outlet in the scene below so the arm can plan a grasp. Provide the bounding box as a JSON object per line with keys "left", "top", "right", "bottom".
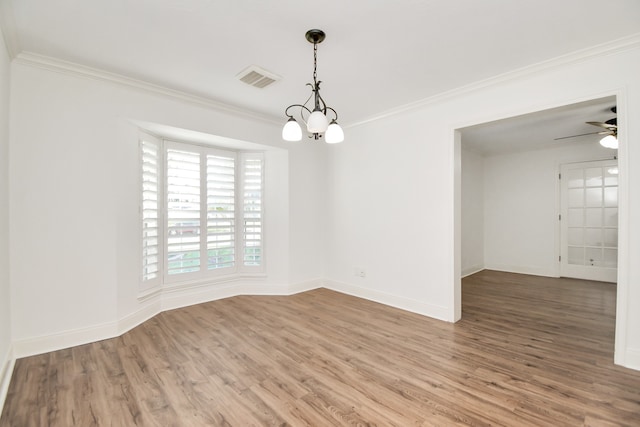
{"left": 354, "top": 267, "right": 366, "bottom": 278}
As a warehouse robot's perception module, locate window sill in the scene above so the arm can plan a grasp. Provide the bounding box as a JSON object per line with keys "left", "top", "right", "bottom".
{"left": 138, "top": 272, "right": 267, "bottom": 302}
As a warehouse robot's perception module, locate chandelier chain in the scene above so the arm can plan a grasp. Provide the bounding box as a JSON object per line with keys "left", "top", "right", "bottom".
{"left": 313, "top": 42, "right": 318, "bottom": 83}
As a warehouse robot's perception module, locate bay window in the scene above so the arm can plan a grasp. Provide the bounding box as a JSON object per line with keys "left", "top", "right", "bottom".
{"left": 140, "top": 134, "right": 264, "bottom": 288}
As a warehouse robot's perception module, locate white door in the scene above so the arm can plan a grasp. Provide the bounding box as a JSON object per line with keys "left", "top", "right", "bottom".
{"left": 560, "top": 160, "right": 618, "bottom": 283}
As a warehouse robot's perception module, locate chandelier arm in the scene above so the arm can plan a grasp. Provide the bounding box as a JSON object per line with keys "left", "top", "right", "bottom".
{"left": 303, "top": 83, "right": 315, "bottom": 109}
{"left": 324, "top": 106, "right": 339, "bottom": 122}
{"left": 285, "top": 104, "right": 312, "bottom": 119}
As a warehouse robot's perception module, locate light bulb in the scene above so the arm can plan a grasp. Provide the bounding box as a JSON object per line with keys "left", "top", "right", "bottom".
{"left": 307, "top": 110, "right": 329, "bottom": 133}
{"left": 282, "top": 118, "right": 302, "bottom": 141}
{"left": 599, "top": 134, "right": 618, "bottom": 149}
{"left": 325, "top": 121, "right": 344, "bottom": 144}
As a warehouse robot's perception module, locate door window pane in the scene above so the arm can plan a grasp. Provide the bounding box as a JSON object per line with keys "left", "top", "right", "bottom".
{"left": 585, "top": 247, "right": 603, "bottom": 266}
{"left": 604, "top": 187, "right": 617, "bottom": 207}
{"left": 585, "top": 208, "right": 602, "bottom": 227}
{"left": 568, "top": 228, "right": 583, "bottom": 246}
{"left": 568, "top": 208, "right": 583, "bottom": 227}
{"left": 566, "top": 169, "right": 583, "bottom": 188}
{"left": 604, "top": 208, "right": 618, "bottom": 227}
{"left": 603, "top": 249, "right": 618, "bottom": 268}
{"left": 604, "top": 168, "right": 618, "bottom": 186}
{"left": 568, "top": 247, "right": 583, "bottom": 265}
{"left": 585, "top": 228, "right": 602, "bottom": 247}
{"left": 585, "top": 168, "right": 603, "bottom": 187}
{"left": 585, "top": 188, "right": 602, "bottom": 207}
{"left": 604, "top": 229, "right": 618, "bottom": 248}
{"left": 568, "top": 189, "right": 584, "bottom": 207}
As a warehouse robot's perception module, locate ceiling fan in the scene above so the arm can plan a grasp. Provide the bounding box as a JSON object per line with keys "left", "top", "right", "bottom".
{"left": 554, "top": 106, "right": 617, "bottom": 141}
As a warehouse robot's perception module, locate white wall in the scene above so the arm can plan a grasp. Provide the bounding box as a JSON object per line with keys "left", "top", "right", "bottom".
{"left": 483, "top": 142, "right": 615, "bottom": 277}
{"left": 461, "top": 148, "right": 484, "bottom": 276}
{"left": 9, "top": 59, "right": 327, "bottom": 355}
{"left": 327, "top": 41, "right": 640, "bottom": 369}
{"left": 0, "top": 28, "right": 13, "bottom": 408}
{"left": 326, "top": 110, "right": 455, "bottom": 321}
{"left": 287, "top": 142, "right": 328, "bottom": 284}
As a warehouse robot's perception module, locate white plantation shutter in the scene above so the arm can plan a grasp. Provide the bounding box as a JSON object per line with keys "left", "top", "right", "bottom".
{"left": 166, "top": 148, "right": 201, "bottom": 275}
{"left": 207, "top": 153, "right": 236, "bottom": 270}
{"left": 241, "top": 154, "right": 263, "bottom": 267}
{"left": 141, "top": 138, "right": 160, "bottom": 283}
{"left": 140, "top": 137, "right": 265, "bottom": 288}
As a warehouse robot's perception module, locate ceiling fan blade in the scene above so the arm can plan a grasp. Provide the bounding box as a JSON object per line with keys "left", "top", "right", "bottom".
{"left": 554, "top": 131, "right": 609, "bottom": 141}
{"left": 587, "top": 121, "right": 617, "bottom": 130}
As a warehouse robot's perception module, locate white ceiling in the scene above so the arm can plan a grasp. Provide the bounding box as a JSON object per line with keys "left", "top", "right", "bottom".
{"left": 461, "top": 96, "right": 618, "bottom": 155}
{"left": 1, "top": 0, "right": 639, "bottom": 145}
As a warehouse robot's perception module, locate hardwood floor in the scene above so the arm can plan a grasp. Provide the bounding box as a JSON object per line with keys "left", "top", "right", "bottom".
{"left": 2, "top": 270, "right": 640, "bottom": 426}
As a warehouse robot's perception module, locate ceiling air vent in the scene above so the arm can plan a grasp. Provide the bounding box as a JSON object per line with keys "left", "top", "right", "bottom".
{"left": 236, "top": 65, "right": 280, "bottom": 89}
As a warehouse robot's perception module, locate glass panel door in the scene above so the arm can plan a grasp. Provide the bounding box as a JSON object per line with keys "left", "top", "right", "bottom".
{"left": 560, "top": 160, "right": 618, "bottom": 282}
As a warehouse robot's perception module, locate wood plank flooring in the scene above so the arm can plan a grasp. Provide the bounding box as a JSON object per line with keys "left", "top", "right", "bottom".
{"left": 2, "top": 270, "right": 640, "bottom": 426}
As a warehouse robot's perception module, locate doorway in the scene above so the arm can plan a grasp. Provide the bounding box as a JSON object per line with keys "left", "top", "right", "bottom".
{"left": 454, "top": 95, "right": 624, "bottom": 361}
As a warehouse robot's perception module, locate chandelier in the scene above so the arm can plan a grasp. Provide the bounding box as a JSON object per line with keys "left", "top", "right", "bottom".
{"left": 282, "top": 29, "right": 344, "bottom": 144}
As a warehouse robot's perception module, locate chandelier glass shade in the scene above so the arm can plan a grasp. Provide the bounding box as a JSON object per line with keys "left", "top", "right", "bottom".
{"left": 282, "top": 29, "right": 344, "bottom": 144}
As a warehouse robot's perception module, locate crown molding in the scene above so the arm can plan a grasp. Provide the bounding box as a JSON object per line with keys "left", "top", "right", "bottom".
{"left": 0, "top": 0, "right": 20, "bottom": 59}
{"left": 13, "top": 51, "right": 281, "bottom": 126}
{"left": 348, "top": 32, "right": 640, "bottom": 129}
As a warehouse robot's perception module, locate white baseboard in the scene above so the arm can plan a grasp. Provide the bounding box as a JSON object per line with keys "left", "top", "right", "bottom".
{"left": 12, "top": 279, "right": 325, "bottom": 358}
{"left": 118, "top": 300, "right": 162, "bottom": 336}
{"left": 324, "top": 279, "right": 452, "bottom": 322}
{"left": 0, "top": 344, "right": 15, "bottom": 413}
{"left": 621, "top": 347, "right": 640, "bottom": 371}
{"left": 461, "top": 265, "right": 484, "bottom": 278}
{"left": 278, "top": 279, "right": 324, "bottom": 295}
{"left": 160, "top": 280, "right": 249, "bottom": 312}
{"left": 483, "top": 263, "right": 557, "bottom": 278}
{"left": 161, "top": 278, "right": 324, "bottom": 312}
{"left": 13, "top": 321, "right": 119, "bottom": 358}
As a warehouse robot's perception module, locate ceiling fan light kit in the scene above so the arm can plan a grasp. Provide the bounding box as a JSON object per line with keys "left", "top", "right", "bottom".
{"left": 600, "top": 134, "right": 618, "bottom": 149}
{"left": 282, "top": 29, "right": 344, "bottom": 144}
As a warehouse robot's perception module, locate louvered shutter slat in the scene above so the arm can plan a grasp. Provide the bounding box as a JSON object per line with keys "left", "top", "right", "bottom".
{"left": 207, "top": 154, "right": 236, "bottom": 270}
{"left": 242, "top": 156, "right": 263, "bottom": 266}
{"left": 166, "top": 149, "right": 201, "bottom": 275}
{"left": 141, "top": 140, "right": 160, "bottom": 282}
